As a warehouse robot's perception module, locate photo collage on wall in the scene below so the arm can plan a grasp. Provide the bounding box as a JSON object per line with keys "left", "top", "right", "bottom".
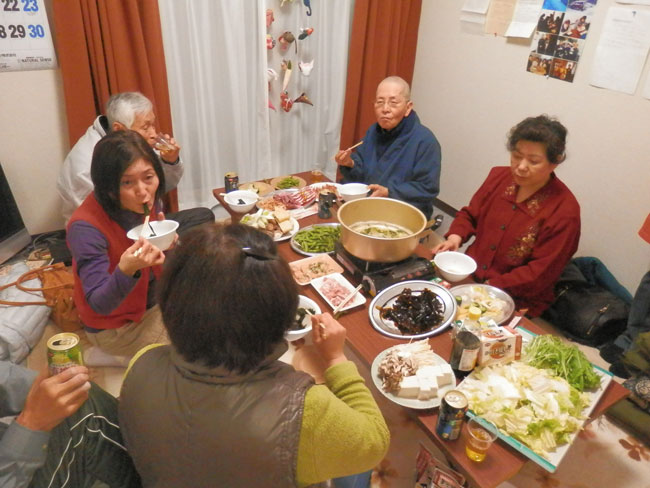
{"left": 527, "top": 0, "right": 598, "bottom": 82}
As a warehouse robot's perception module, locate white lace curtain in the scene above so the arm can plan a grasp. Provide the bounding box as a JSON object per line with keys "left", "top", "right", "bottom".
{"left": 158, "top": 0, "right": 354, "bottom": 209}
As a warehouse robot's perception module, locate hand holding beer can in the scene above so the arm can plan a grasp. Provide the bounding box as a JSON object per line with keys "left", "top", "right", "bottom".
{"left": 47, "top": 333, "right": 83, "bottom": 376}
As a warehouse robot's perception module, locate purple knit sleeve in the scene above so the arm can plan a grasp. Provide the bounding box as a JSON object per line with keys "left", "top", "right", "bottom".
{"left": 67, "top": 221, "right": 138, "bottom": 315}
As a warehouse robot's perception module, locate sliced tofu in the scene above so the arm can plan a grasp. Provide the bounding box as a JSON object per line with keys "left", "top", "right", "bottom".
{"left": 436, "top": 364, "right": 455, "bottom": 387}
{"left": 274, "top": 208, "right": 290, "bottom": 223}
{"left": 417, "top": 377, "right": 438, "bottom": 400}
{"left": 277, "top": 219, "right": 294, "bottom": 235}
{"left": 397, "top": 375, "right": 420, "bottom": 398}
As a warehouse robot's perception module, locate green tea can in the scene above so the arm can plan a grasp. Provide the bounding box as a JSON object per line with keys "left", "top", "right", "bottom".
{"left": 47, "top": 333, "right": 83, "bottom": 376}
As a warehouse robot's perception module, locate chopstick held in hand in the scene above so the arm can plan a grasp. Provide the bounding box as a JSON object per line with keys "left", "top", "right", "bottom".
{"left": 344, "top": 140, "right": 363, "bottom": 152}
{"left": 332, "top": 284, "right": 363, "bottom": 316}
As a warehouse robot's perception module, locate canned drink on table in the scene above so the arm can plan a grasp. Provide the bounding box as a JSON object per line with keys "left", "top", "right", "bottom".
{"left": 224, "top": 172, "right": 239, "bottom": 193}
{"left": 47, "top": 333, "right": 83, "bottom": 376}
{"left": 436, "top": 390, "right": 468, "bottom": 441}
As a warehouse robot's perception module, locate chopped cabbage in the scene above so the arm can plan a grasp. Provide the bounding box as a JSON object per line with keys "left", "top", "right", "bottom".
{"left": 458, "top": 361, "right": 591, "bottom": 459}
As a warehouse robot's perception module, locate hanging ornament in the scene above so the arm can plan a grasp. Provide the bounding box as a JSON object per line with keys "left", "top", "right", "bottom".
{"left": 303, "top": 0, "right": 312, "bottom": 16}
{"left": 299, "top": 59, "right": 314, "bottom": 76}
{"left": 280, "top": 0, "right": 295, "bottom": 8}
{"left": 266, "top": 34, "right": 276, "bottom": 50}
{"left": 280, "top": 91, "right": 294, "bottom": 112}
{"left": 294, "top": 93, "right": 313, "bottom": 106}
{"left": 267, "top": 68, "right": 278, "bottom": 111}
{"left": 298, "top": 27, "right": 314, "bottom": 40}
{"left": 281, "top": 59, "right": 293, "bottom": 92}
{"left": 278, "top": 31, "right": 296, "bottom": 53}
{"left": 266, "top": 8, "right": 274, "bottom": 28}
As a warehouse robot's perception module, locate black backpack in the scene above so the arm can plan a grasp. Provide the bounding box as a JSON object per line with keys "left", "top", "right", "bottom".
{"left": 542, "top": 258, "right": 631, "bottom": 347}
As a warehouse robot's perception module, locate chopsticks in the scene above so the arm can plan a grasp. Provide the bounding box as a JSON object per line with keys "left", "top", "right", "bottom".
{"left": 332, "top": 284, "right": 363, "bottom": 316}
{"left": 141, "top": 204, "right": 156, "bottom": 237}
{"left": 345, "top": 140, "right": 364, "bottom": 152}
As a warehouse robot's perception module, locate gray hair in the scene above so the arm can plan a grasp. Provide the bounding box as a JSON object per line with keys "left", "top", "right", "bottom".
{"left": 105, "top": 92, "right": 153, "bottom": 130}
{"left": 379, "top": 76, "right": 411, "bottom": 100}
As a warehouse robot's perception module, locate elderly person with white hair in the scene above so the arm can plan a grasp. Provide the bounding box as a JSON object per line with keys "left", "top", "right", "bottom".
{"left": 57, "top": 92, "right": 213, "bottom": 231}
{"left": 335, "top": 76, "right": 442, "bottom": 219}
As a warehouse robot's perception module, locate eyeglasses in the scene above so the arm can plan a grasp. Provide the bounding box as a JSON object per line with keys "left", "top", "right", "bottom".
{"left": 374, "top": 98, "right": 407, "bottom": 109}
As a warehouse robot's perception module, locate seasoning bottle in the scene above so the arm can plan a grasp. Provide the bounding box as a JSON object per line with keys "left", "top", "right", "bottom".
{"left": 462, "top": 306, "right": 483, "bottom": 334}
{"left": 449, "top": 319, "right": 481, "bottom": 378}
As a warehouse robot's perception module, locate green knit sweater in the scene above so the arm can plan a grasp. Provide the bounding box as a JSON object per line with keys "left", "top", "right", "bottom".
{"left": 296, "top": 361, "right": 390, "bottom": 486}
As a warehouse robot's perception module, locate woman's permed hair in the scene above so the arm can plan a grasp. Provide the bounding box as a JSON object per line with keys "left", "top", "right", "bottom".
{"left": 507, "top": 114, "right": 567, "bottom": 164}
{"left": 91, "top": 130, "right": 165, "bottom": 219}
{"left": 157, "top": 224, "right": 299, "bottom": 373}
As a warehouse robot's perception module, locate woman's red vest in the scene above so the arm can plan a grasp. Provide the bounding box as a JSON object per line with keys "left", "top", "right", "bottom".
{"left": 67, "top": 194, "right": 161, "bottom": 329}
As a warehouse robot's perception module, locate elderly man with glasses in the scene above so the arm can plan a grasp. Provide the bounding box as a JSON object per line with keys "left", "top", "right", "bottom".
{"left": 335, "top": 76, "right": 441, "bottom": 219}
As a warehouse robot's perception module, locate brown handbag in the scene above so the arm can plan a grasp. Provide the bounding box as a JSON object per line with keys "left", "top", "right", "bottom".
{"left": 0, "top": 262, "right": 81, "bottom": 332}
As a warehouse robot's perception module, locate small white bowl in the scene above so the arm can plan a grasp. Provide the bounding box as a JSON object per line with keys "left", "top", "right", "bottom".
{"left": 285, "top": 295, "right": 321, "bottom": 342}
{"left": 127, "top": 219, "right": 179, "bottom": 251}
{"left": 339, "top": 183, "right": 369, "bottom": 201}
{"left": 433, "top": 251, "right": 477, "bottom": 282}
{"left": 224, "top": 190, "right": 259, "bottom": 213}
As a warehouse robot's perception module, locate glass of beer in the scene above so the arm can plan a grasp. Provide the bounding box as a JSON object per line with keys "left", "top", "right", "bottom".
{"left": 310, "top": 167, "right": 324, "bottom": 183}
{"left": 465, "top": 418, "right": 498, "bottom": 462}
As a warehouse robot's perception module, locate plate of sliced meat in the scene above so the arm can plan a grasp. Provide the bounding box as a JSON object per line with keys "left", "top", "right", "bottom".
{"left": 257, "top": 188, "right": 318, "bottom": 211}
{"left": 311, "top": 273, "right": 366, "bottom": 312}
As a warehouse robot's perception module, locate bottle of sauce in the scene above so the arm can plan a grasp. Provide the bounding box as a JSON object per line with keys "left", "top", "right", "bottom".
{"left": 450, "top": 309, "right": 481, "bottom": 378}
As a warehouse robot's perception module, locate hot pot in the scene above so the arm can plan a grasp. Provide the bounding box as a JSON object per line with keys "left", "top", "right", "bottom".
{"left": 337, "top": 198, "right": 427, "bottom": 263}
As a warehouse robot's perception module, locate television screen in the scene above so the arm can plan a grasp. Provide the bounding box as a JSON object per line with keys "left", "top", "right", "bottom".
{"left": 0, "top": 163, "right": 31, "bottom": 264}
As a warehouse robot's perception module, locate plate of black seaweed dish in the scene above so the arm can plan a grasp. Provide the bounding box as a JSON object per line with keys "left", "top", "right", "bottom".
{"left": 368, "top": 280, "right": 457, "bottom": 339}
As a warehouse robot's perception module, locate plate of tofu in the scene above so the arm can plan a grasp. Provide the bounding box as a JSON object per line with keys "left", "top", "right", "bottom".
{"left": 371, "top": 340, "right": 456, "bottom": 409}
{"left": 240, "top": 208, "right": 299, "bottom": 242}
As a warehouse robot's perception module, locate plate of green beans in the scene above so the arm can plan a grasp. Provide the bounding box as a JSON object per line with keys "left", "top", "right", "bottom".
{"left": 290, "top": 223, "right": 341, "bottom": 256}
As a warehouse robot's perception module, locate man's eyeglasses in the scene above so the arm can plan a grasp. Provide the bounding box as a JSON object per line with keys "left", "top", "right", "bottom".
{"left": 374, "top": 99, "right": 407, "bottom": 109}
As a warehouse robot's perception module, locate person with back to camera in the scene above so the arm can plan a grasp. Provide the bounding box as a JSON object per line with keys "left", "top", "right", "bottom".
{"left": 335, "top": 76, "right": 441, "bottom": 219}
{"left": 0, "top": 361, "right": 140, "bottom": 488}
{"left": 432, "top": 115, "right": 581, "bottom": 317}
{"left": 119, "top": 223, "right": 390, "bottom": 488}
{"left": 67, "top": 130, "right": 172, "bottom": 358}
{"left": 57, "top": 91, "right": 214, "bottom": 229}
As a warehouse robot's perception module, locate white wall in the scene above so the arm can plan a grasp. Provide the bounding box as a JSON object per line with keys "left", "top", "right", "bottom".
{"left": 412, "top": 1, "right": 650, "bottom": 293}
{"left": 0, "top": 68, "right": 68, "bottom": 234}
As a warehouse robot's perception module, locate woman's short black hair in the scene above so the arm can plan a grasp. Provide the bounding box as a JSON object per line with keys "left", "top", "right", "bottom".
{"left": 157, "top": 223, "right": 299, "bottom": 373}
{"left": 91, "top": 130, "right": 165, "bottom": 219}
{"left": 507, "top": 115, "right": 568, "bottom": 164}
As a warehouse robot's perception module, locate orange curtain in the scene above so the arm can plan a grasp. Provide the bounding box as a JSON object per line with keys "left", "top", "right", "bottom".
{"left": 339, "top": 0, "right": 423, "bottom": 151}
{"left": 52, "top": 0, "right": 176, "bottom": 210}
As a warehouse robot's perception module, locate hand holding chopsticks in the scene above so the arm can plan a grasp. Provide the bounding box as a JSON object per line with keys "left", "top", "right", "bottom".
{"left": 334, "top": 140, "right": 364, "bottom": 168}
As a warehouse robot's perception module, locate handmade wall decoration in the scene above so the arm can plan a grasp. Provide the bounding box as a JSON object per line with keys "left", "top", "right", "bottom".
{"left": 298, "top": 27, "right": 314, "bottom": 40}
{"left": 299, "top": 60, "right": 314, "bottom": 76}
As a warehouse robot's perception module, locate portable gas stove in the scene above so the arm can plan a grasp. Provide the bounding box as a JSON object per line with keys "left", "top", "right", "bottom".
{"left": 334, "top": 243, "right": 436, "bottom": 296}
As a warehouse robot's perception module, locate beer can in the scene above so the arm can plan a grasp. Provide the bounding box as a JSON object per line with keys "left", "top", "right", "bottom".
{"left": 47, "top": 333, "right": 83, "bottom": 376}
{"left": 436, "top": 390, "right": 468, "bottom": 441}
{"left": 224, "top": 172, "right": 239, "bottom": 192}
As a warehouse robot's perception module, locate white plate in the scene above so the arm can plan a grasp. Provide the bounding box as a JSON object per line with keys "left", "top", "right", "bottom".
{"left": 459, "top": 326, "right": 613, "bottom": 473}
{"left": 368, "top": 281, "right": 457, "bottom": 339}
{"left": 309, "top": 182, "right": 342, "bottom": 192}
{"left": 274, "top": 217, "right": 300, "bottom": 242}
{"left": 449, "top": 284, "right": 515, "bottom": 325}
{"left": 289, "top": 254, "right": 344, "bottom": 285}
{"left": 290, "top": 223, "right": 341, "bottom": 256}
{"left": 370, "top": 345, "right": 454, "bottom": 409}
{"left": 310, "top": 273, "right": 366, "bottom": 312}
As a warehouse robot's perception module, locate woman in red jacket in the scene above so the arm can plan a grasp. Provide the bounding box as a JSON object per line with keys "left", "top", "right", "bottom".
{"left": 433, "top": 115, "right": 581, "bottom": 316}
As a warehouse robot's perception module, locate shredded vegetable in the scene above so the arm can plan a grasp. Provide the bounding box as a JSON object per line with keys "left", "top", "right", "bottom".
{"left": 523, "top": 335, "right": 601, "bottom": 392}
{"left": 458, "top": 361, "right": 591, "bottom": 459}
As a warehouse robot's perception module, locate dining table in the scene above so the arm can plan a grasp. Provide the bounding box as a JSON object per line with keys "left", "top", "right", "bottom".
{"left": 213, "top": 171, "right": 630, "bottom": 488}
